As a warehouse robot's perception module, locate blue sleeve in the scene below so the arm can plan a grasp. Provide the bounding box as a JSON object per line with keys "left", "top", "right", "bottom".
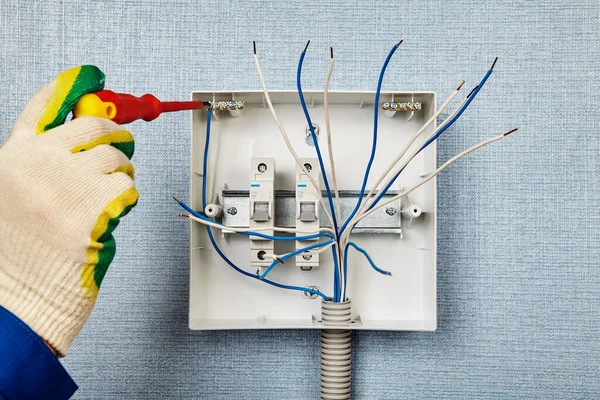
{"left": 0, "top": 306, "right": 77, "bottom": 400}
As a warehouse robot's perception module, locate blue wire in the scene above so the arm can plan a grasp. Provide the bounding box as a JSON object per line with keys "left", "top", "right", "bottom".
{"left": 205, "top": 224, "right": 328, "bottom": 300}
{"left": 178, "top": 199, "right": 332, "bottom": 242}
{"left": 342, "top": 241, "right": 392, "bottom": 300}
{"left": 296, "top": 50, "right": 339, "bottom": 237}
{"left": 297, "top": 48, "right": 344, "bottom": 301}
{"left": 339, "top": 64, "right": 497, "bottom": 300}
{"left": 339, "top": 43, "right": 401, "bottom": 237}
{"left": 347, "top": 242, "right": 392, "bottom": 276}
{"left": 259, "top": 239, "right": 335, "bottom": 279}
{"left": 343, "top": 241, "right": 390, "bottom": 301}
{"left": 180, "top": 199, "right": 328, "bottom": 300}
{"left": 366, "top": 67, "right": 495, "bottom": 211}
{"left": 202, "top": 109, "right": 211, "bottom": 208}
{"left": 332, "top": 249, "right": 340, "bottom": 302}
{"left": 336, "top": 42, "right": 400, "bottom": 301}
{"left": 191, "top": 109, "right": 329, "bottom": 301}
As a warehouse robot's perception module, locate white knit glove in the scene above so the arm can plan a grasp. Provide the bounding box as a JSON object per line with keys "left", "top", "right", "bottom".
{"left": 0, "top": 66, "right": 138, "bottom": 357}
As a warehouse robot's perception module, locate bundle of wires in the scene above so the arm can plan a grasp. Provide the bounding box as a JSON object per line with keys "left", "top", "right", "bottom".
{"left": 176, "top": 41, "right": 516, "bottom": 304}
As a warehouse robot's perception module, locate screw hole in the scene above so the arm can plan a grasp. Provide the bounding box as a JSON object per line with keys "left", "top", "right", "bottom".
{"left": 257, "top": 251, "right": 266, "bottom": 261}
{"left": 305, "top": 123, "right": 320, "bottom": 147}
{"left": 257, "top": 163, "right": 267, "bottom": 173}
{"left": 303, "top": 163, "right": 312, "bottom": 172}
{"left": 302, "top": 286, "right": 320, "bottom": 299}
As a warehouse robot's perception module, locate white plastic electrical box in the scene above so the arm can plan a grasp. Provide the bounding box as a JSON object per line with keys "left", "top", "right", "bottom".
{"left": 189, "top": 91, "right": 437, "bottom": 331}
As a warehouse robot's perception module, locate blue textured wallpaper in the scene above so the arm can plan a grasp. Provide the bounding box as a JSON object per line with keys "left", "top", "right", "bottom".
{"left": 1, "top": 1, "right": 599, "bottom": 398}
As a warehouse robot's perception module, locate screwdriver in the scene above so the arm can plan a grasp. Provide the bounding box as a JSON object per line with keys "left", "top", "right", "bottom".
{"left": 73, "top": 90, "right": 208, "bottom": 124}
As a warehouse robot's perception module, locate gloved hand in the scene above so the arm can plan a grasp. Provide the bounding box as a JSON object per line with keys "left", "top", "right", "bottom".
{"left": 0, "top": 66, "right": 138, "bottom": 357}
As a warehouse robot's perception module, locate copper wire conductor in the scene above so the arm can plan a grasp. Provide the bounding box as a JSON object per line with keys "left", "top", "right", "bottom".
{"left": 491, "top": 57, "right": 498, "bottom": 70}
{"left": 466, "top": 85, "right": 479, "bottom": 99}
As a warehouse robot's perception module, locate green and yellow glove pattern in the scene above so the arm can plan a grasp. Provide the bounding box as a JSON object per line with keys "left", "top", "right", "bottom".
{"left": 0, "top": 66, "right": 138, "bottom": 357}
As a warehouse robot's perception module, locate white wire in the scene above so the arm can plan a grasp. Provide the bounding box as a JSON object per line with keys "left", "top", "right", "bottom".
{"left": 263, "top": 240, "right": 336, "bottom": 261}
{"left": 323, "top": 50, "right": 344, "bottom": 297}
{"left": 185, "top": 213, "right": 336, "bottom": 274}
{"left": 324, "top": 51, "right": 341, "bottom": 221}
{"left": 253, "top": 53, "right": 336, "bottom": 234}
{"left": 355, "top": 84, "right": 464, "bottom": 219}
{"left": 184, "top": 214, "right": 336, "bottom": 236}
{"left": 254, "top": 47, "right": 343, "bottom": 300}
{"left": 340, "top": 131, "right": 514, "bottom": 248}
{"left": 339, "top": 85, "right": 465, "bottom": 298}
{"left": 361, "top": 95, "right": 469, "bottom": 216}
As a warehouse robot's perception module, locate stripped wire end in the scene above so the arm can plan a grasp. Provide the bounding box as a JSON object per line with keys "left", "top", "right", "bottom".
{"left": 397, "top": 39, "right": 404, "bottom": 47}
{"left": 275, "top": 256, "right": 285, "bottom": 265}
{"left": 171, "top": 195, "right": 180, "bottom": 203}
{"left": 303, "top": 40, "right": 311, "bottom": 52}
{"left": 330, "top": 46, "right": 333, "bottom": 59}
{"left": 457, "top": 80, "right": 465, "bottom": 91}
{"left": 257, "top": 270, "right": 269, "bottom": 280}
{"left": 491, "top": 57, "right": 499, "bottom": 70}
{"left": 253, "top": 41, "right": 256, "bottom": 55}
{"left": 466, "top": 85, "right": 479, "bottom": 99}
{"left": 179, "top": 213, "right": 190, "bottom": 218}
{"left": 503, "top": 128, "right": 519, "bottom": 136}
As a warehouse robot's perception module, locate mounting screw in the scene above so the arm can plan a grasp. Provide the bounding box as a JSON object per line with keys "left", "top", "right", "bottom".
{"left": 302, "top": 253, "right": 312, "bottom": 261}
{"left": 302, "top": 286, "right": 320, "bottom": 299}
{"left": 227, "top": 207, "right": 237, "bottom": 215}
{"left": 386, "top": 207, "right": 397, "bottom": 216}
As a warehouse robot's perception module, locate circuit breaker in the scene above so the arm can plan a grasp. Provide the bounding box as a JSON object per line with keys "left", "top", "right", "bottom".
{"left": 296, "top": 158, "right": 320, "bottom": 269}
{"left": 249, "top": 158, "right": 275, "bottom": 268}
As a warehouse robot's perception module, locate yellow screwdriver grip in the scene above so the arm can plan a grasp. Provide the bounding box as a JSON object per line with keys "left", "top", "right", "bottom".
{"left": 73, "top": 93, "right": 117, "bottom": 120}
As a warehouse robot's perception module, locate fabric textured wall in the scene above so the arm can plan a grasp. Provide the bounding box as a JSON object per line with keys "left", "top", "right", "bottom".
{"left": 1, "top": 1, "right": 599, "bottom": 398}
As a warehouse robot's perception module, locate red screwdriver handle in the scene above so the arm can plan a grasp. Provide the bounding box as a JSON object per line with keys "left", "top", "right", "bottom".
{"left": 96, "top": 91, "right": 161, "bottom": 124}
{"left": 73, "top": 90, "right": 206, "bottom": 124}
